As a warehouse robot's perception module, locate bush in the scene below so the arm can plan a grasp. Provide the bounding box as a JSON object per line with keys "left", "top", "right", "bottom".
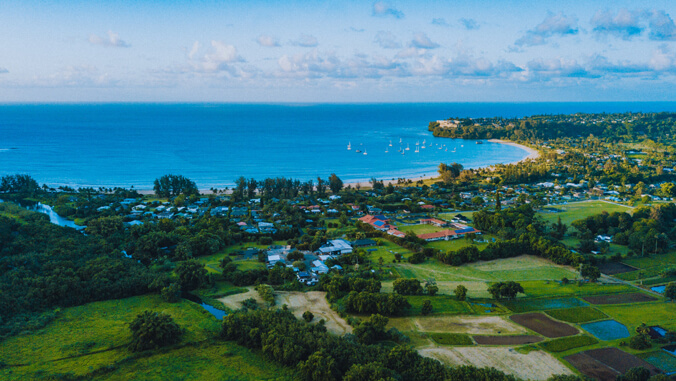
{"left": 128, "top": 311, "right": 182, "bottom": 352}
{"left": 421, "top": 300, "right": 432, "bottom": 315}
{"left": 161, "top": 283, "right": 182, "bottom": 303}
{"left": 303, "top": 311, "right": 314, "bottom": 322}
{"left": 241, "top": 298, "right": 258, "bottom": 311}
{"left": 628, "top": 334, "right": 651, "bottom": 350}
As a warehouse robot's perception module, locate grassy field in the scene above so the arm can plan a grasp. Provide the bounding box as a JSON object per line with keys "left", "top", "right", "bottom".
{"left": 429, "top": 333, "right": 474, "bottom": 346}
{"left": 539, "top": 335, "right": 599, "bottom": 353}
{"left": 545, "top": 307, "right": 609, "bottom": 324}
{"left": 0, "top": 295, "right": 297, "bottom": 380}
{"left": 391, "top": 256, "right": 577, "bottom": 283}
{"left": 519, "top": 281, "right": 636, "bottom": 299}
{"left": 597, "top": 301, "right": 676, "bottom": 331}
{"left": 399, "top": 223, "right": 448, "bottom": 235}
{"left": 365, "top": 239, "right": 414, "bottom": 264}
{"left": 538, "top": 201, "right": 633, "bottom": 226}
{"left": 403, "top": 295, "right": 474, "bottom": 316}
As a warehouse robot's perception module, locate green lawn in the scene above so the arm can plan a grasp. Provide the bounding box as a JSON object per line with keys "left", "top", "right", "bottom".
{"left": 539, "top": 201, "right": 633, "bottom": 226}
{"left": 399, "top": 224, "right": 448, "bottom": 235}
{"left": 365, "top": 238, "right": 414, "bottom": 264}
{"left": 0, "top": 295, "right": 296, "bottom": 380}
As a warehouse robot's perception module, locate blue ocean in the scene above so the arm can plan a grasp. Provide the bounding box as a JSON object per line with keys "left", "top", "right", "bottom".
{"left": 1, "top": 103, "right": 675, "bottom": 189}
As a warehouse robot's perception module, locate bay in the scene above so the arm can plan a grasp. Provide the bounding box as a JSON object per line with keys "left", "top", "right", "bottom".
{"left": 1, "top": 102, "right": 674, "bottom": 189}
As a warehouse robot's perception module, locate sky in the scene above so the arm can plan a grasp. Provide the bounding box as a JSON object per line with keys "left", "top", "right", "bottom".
{"left": 1, "top": 0, "right": 676, "bottom": 102}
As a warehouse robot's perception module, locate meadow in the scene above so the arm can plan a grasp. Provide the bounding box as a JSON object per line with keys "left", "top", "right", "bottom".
{"left": 538, "top": 200, "right": 634, "bottom": 226}
{"left": 0, "top": 295, "right": 297, "bottom": 380}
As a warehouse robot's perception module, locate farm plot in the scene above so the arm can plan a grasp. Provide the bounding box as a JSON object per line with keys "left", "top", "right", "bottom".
{"left": 582, "top": 292, "right": 657, "bottom": 305}
{"left": 597, "top": 262, "right": 637, "bottom": 275}
{"left": 571, "top": 348, "right": 662, "bottom": 376}
{"left": 501, "top": 297, "right": 587, "bottom": 313}
{"left": 580, "top": 320, "right": 630, "bottom": 341}
{"left": 638, "top": 351, "right": 676, "bottom": 375}
{"left": 421, "top": 347, "right": 574, "bottom": 380}
{"left": 429, "top": 333, "right": 474, "bottom": 346}
{"left": 404, "top": 315, "right": 529, "bottom": 335}
{"left": 598, "top": 302, "right": 676, "bottom": 331}
{"left": 539, "top": 335, "right": 598, "bottom": 353}
{"left": 545, "top": 306, "right": 608, "bottom": 324}
{"left": 510, "top": 313, "right": 578, "bottom": 338}
{"left": 472, "top": 335, "right": 542, "bottom": 345}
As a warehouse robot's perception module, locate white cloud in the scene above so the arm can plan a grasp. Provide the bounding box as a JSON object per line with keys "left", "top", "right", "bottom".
{"left": 372, "top": 1, "right": 403, "bottom": 19}
{"left": 646, "top": 10, "right": 676, "bottom": 41}
{"left": 591, "top": 9, "right": 643, "bottom": 40}
{"left": 292, "top": 34, "right": 319, "bottom": 47}
{"left": 257, "top": 35, "right": 280, "bottom": 47}
{"left": 515, "top": 12, "right": 578, "bottom": 47}
{"left": 88, "top": 31, "right": 130, "bottom": 48}
{"left": 374, "top": 31, "right": 401, "bottom": 49}
{"left": 187, "top": 41, "right": 253, "bottom": 78}
{"left": 409, "top": 33, "right": 439, "bottom": 49}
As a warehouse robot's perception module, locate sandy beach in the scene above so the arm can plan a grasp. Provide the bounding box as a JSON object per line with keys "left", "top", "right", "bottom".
{"left": 126, "top": 140, "right": 540, "bottom": 194}
{"left": 343, "top": 139, "right": 540, "bottom": 189}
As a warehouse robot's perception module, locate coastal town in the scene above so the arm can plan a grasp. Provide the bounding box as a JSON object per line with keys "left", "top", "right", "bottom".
{"left": 2, "top": 111, "right": 676, "bottom": 380}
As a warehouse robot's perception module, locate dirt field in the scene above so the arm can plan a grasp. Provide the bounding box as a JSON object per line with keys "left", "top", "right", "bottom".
{"left": 565, "top": 348, "right": 661, "bottom": 380}
{"left": 582, "top": 292, "right": 657, "bottom": 305}
{"left": 411, "top": 315, "right": 529, "bottom": 335}
{"left": 421, "top": 346, "right": 574, "bottom": 380}
{"left": 564, "top": 352, "right": 619, "bottom": 380}
{"left": 276, "top": 291, "right": 352, "bottom": 335}
{"left": 472, "top": 335, "right": 543, "bottom": 345}
{"left": 218, "top": 287, "right": 264, "bottom": 310}
{"left": 597, "top": 262, "right": 637, "bottom": 275}
{"left": 219, "top": 289, "right": 352, "bottom": 335}
{"left": 510, "top": 313, "right": 578, "bottom": 338}
{"left": 584, "top": 348, "right": 661, "bottom": 374}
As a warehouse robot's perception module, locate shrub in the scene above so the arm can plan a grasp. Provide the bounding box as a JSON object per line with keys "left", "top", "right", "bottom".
{"left": 421, "top": 300, "right": 433, "bottom": 315}
{"left": 128, "top": 311, "right": 182, "bottom": 352}
{"left": 303, "top": 311, "right": 314, "bottom": 322}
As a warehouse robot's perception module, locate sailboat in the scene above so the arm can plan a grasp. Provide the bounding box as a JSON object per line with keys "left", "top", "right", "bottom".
{"left": 405, "top": 143, "right": 410, "bottom": 151}
{"left": 415, "top": 146, "right": 419, "bottom": 153}
{"left": 399, "top": 138, "right": 402, "bottom": 144}
{"left": 363, "top": 150, "right": 367, "bottom": 155}
{"left": 389, "top": 140, "right": 393, "bottom": 147}
{"left": 385, "top": 147, "right": 389, "bottom": 153}
{"left": 347, "top": 142, "right": 351, "bottom": 150}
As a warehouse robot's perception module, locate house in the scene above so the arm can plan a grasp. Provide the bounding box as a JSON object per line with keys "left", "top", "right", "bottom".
{"left": 359, "top": 214, "right": 393, "bottom": 231}
{"left": 417, "top": 230, "right": 457, "bottom": 241}
{"left": 387, "top": 229, "right": 405, "bottom": 238}
{"left": 268, "top": 254, "right": 283, "bottom": 266}
{"left": 311, "top": 260, "right": 329, "bottom": 274}
{"left": 420, "top": 218, "right": 449, "bottom": 227}
{"left": 317, "top": 239, "right": 353, "bottom": 255}
{"left": 420, "top": 205, "right": 435, "bottom": 210}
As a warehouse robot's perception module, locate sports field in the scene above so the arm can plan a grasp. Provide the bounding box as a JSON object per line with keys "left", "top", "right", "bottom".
{"left": 538, "top": 200, "right": 633, "bottom": 226}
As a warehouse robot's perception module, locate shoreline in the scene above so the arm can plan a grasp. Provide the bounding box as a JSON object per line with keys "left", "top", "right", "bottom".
{"left": 343, "top": 139, "right": 540, "bottom": 189}
{"left": 37, "top": 139, "right": 541, "bottom": 195}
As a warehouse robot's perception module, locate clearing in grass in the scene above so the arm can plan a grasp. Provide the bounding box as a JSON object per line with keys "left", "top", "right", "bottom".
{"left": 501, "top": 297, "right": 588, "bottom": 313}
